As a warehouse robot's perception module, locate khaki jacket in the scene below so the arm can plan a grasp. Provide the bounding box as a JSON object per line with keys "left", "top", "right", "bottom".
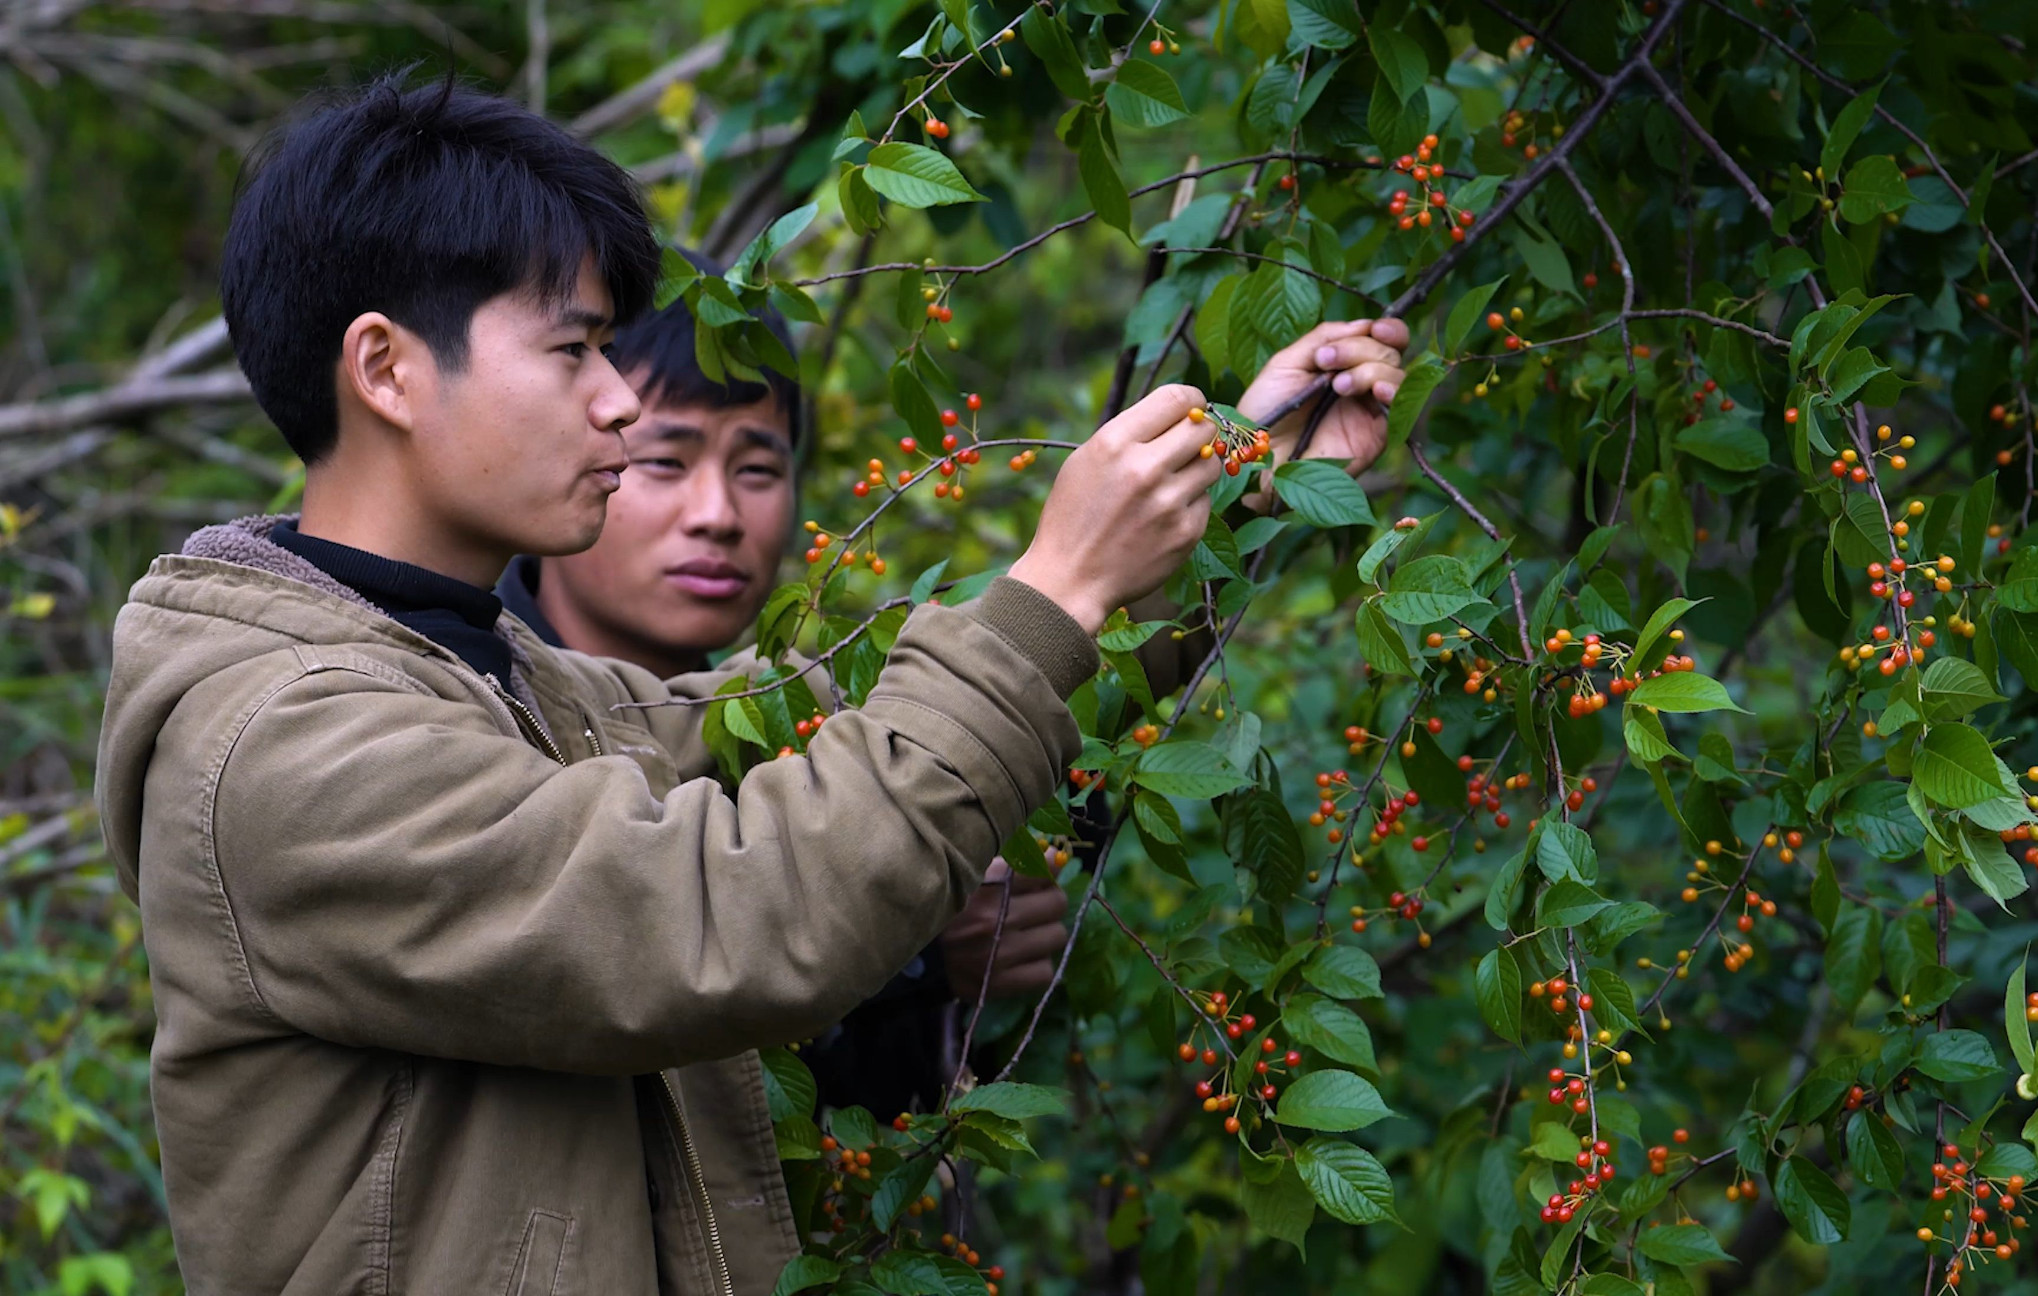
{"left": 94, "top": 515, "right": 1094, "bottom": 1295}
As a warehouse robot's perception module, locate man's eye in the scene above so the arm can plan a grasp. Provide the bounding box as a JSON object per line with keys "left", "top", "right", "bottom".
{"left": 560, "top": 342, "right": 587, "bottom": 358}
{"left": 635, "top": 457, "right": 686, "bottom": 471}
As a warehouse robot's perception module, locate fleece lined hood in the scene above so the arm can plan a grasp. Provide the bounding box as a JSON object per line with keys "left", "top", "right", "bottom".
{"left": 95, "top": 513, "right": 538, "bottom": 902}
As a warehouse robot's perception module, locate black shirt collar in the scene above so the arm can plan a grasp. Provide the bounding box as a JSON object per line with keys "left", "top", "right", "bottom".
{"left": 272, "top": 519, "right": 512, "bottom": 680}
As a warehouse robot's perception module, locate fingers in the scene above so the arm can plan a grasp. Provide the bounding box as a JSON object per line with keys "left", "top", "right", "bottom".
{"left": 987, "top": 959, "right": 1058, "bottom": 998}
{"left": 1150, "top": 411, "right": 1231, "bottom": 475}
{"left": 983, "top": 857, "right": 1011, "bottom": 884}
{"left": 989, "top": 920, "right": 1071, "bottom": 965}
{"left": 1311, "top": 335, "right": 1400, "bottom": 375}
{"left": 1332, "top": 361, "right": 1407, "bottom": 401}
{"left": 1100, "top": 383, "right": 1206, "bottom": 444}
{"left": 1284, "top": 318, "right": 1374, "bottom": 360}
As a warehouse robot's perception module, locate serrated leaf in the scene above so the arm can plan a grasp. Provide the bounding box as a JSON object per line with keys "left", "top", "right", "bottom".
{"left": 1676, "top": 419, "right": 1770, "bottom": 472}
{"left": 1383, "top": 357, "right": 1446, "bottom": 454}
{"left": 1826, "top": 904, "right": 1883, "bottom": 1014}
{"left": 1079, "top": 114, "right": 1132, "bottom": 237}
{"left": 1303, "top": 944, "right": 1383, "bottom": 1000}
{"left": 1774, "top": 1157, "right": 1850, "bottom": 1244}
{"left": 1475, "top": 946, "right": 1522, "bottom": 1044}
{"left": 1917, "top": 1030, "right": 1998, "bottom": 1082}
{"left": 2010, "top": 954, "right": 2035, "bottom": 1076}
{"left": 863, "top": 142, "right": 986, "bottom": 207}
{"left": 1921, "top": 656, "right": 2005, "bottom": 719}
{"left": 1821, "top": 81, "right": 1884, "bottom": 179}
{"left": 1020, "top": 6, "right": 1090, "bottom": 99}
{"left": 1537, "top": 878, "right": 1610, "bottom": 928}
{"left": 950, "top": 1081, "right": 1069, "bottom": 1119}
{"left": 1915, "top": 723, "right": 2013, "bottom": 809}
{"left": 1274, "top": 460, "right": 1375, "bottom": 528}
{"left": 1637, "top": 1222, "right": 1733, "bottom": 1266}
{"left": 1275, "top": 1069, "right": 1395, "bottom": 1131}
{"left": 774, "top": 1255, "right": 846, "bottom": 1296}
{"left": 1445, "top": 278, "right": 1508, "bottom": 356}
{"left": 1105, "top": 59, "right": 1189, "bottom": 127}
{"left": 1295, "top": 1138, "right": 1399, "bottom": 1224}
{"left": 1367, "top": 26, "right": 1428, "bottom": 103}
{"left": 1240, "top": 1155, "right": 1314, "bottom": 1251}
{"left": 1282, "top": 993, "right": 1377, "bottom": 1069}
{"left": 1134, "top": 742, "right": 1249, "bottom": 798}
{"left": 1846, "top": 1109, "right": 1905, "bottom": 1190}
{"left": 1627, "top": 672, "right": 1749, "bottom": 713}
{"left": 1380, "top": 554, "right": 1485, "bottom": 625}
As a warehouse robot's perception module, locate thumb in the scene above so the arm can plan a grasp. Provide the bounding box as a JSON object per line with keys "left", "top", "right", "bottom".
{"left": 984, "top": 857, "right": 1012, "bottom": 885}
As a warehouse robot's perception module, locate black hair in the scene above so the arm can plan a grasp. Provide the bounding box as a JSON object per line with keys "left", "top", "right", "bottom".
{"left": 608, "top": 247, "right": 804, "bottom": 447}
{"left": 220, "top": 71, "right": 661, "bottom": 464}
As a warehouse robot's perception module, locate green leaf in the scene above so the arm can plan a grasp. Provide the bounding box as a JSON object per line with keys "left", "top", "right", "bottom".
{"left": 1020, "top": 5, "right": 1091, "bottom": 99}
{"left": 950, "top": 1081, "right": 1069, "bottom": 1119}
{"left": 1536, "top": 820, "right": 1599, "bottom": 884}
{"left": 1825, "top": 904, "right": 1883, "bottom": 1014}
{"left": 1380, "top": 554, "right": 1486, "bottom": 625}
{"left": 1960, "top": 824, "right": 2028, "bottom": 910}
{"left": 1834, "top": 782, "right": 1926, "bottom": 862}
{"left": 1475, "top": 946, "right": 1522, "bottom": 1044}
{"left": 1537, "top": 878, "right": 1611, "bottom": 929}
{"left": 1303, "top": 943, "right": 1384, "bottom": 1000}
{"left": 1295, "top": 1138, "right": 1399, "bottom": 1224}
{"left": 1445, "top": 278, "right": 1508, "bottom": 357}
{"left": 1001, "top": 824, "right": 1052, "bottom": 880}
{"left": 1921, "top": 657, "right": 2005, "bottom": 719}
{"left": 1637, "top": 1223, "right": 1734, "bottom": 1266}
{"left": 1676, "top": 419, "right": 1770, "bottom": 472}
{"left": 1356, "top": 602, "right": 1416, "bottom": 675}
{"left": 1846, "top": 1109, "right": 1905, "bottom": 1190}
{"left": 872, "top": 1153, "right": 939, "bottom": 1231}
{"left": 774, "top": 1255, "right": 846, "bottom": 1296}
{"left": 1196, "top": 275, "right": 1239, "bottom": 377}
{"left": 1367, "top": 26, "right": 1429, "bottom": 103}
{"left": 1917, "top": 1030, "right": 1999, "bottom": 1083}
{"left": 759, "top": 1046, "right": 817, "bottom": 1120}
{"left": 1773, "top": 1157, "right": 1850, "bottom": 1244}
{"left": 1134, "top": 741, "right": 1249, "bottom": 798}
{"left": 1240, "top": 1155, "right": 1314, "bottom": 1251}
{"left": 1632, "top": 597, "right": 1700, "bottom": 667}
{"left": 1275, "top": 1069, "right": 1395, "bottom": 1131}
{"left": 1078, "top": 116, "right": 1132, "bottom": 238}
{"left": 1626, "top": 672, "right": 1749, "bottom": 714}
{"left": 1838, "top": 155, "right": 1914, "bottom": 224}
{"left": 2009, "top": 954, "right": 2035, "bottom": 1077}
{"left": 1622, "top": 707, "right": 1680, "bottom": 763}
{"left": 728, "top": 203, "right": 818, "bottom": 287}
{"left": 1282, "top": 993, "right": 1377, "bottom": 1069}
{"left": 1234, "top": 0, "right": 1292, "bottom": 58}
{"left": 863, "top": 142, "right": 986, "bottom": 207}
{"left": 1273, "top": 460, "right": 1375, "bottom": 528}
{"left": 1586, "top": 967, "right": 1640, "bottom": 1034}
{"left": 1581, "top": 1278, "right": 1644, "bottom": 1296}
{"left": 1821, "top": 81, "right": 1884, "bottom": 179}
{"left": 1383, "top": 357, "right": 1446, "bottom": 454}
{"left": 1105, "top": 60, "right": 1189, "bottom": 127}
{"left": 871, "top": 1251, "right": 947, "bottom": 1296}
{"left": 1224, "top": 787, "right": 1306, "bottom": 906}
{"left": 1914, "top": 723, "right": 2013, "bottom": 808}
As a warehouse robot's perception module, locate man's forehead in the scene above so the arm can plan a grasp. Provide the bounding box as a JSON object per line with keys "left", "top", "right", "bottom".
{"left": 629, "top": 400, "right": 792, "bottom": 447}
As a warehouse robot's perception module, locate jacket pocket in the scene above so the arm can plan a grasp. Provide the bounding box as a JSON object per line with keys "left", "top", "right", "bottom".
{"left": 503, "top": 1209, "right": 574, "bottom": 1296}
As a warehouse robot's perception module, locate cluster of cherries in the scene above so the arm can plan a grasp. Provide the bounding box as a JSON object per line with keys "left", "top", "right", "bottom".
{"left": 1679, "top": 374, "right": 1738, "bottom": 425}
{"left": 1529, "top": 977, "right": 1594, "bottom": 1032}
{"left": 1497, "top": 103, "right": 1550, "bottom": 159}
{"left": 1645, "top": 1128, "right": 1691, "bottom": 1175}
{"left": 1348, "top": 888, "right": 1424, "bottom": 935}
{"left": 1988, "top": 400, "right": 2029, "bottom": 466}
{"left": 1186, "top": 405, "right": 1270, "bottom": 477}
{"left": 1177, "top": 990, "right": 1296, "bottom": 1134}
{"left": 1919, "top": 1145, "right": 2029, "bottom": 1285}
{"left": 1537, "top": 1120, "right": 1619, "bottom": 1224}
{"left": 1386, "top": 134, "right": 1477, "bottom": 241}
{"left": 935, "top": 1234, "right": 1006, "bottom": 1294}
{"left": 1485, "top": 305, "right": 1532, "bottom": 352}
{"left": 1820, "top": 420, "right": 1917, "bottom": 482}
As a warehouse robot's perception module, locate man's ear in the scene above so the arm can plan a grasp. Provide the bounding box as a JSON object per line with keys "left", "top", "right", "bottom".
{"left": 338, "top": 312, "right": 424, "bottom": 432}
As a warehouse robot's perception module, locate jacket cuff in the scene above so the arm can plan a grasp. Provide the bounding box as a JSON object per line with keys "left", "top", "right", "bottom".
{"left": 965, "top": 576, "right": 1100, "bottom": 700}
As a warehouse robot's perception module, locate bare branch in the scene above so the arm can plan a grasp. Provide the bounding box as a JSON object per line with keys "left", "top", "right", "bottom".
{"left": 0, "top": 369, "right": 251, "bottom": 440}
{"left": 569, "top": 35, "right": 732, "bottom": 137}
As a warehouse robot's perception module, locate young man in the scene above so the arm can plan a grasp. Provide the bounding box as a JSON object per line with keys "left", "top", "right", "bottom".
{"left": 494, "top": 264, "right": 1073, "bottom": 1120}
{"left": 95, "top": 79, "right": 1407, "bottom": 1295}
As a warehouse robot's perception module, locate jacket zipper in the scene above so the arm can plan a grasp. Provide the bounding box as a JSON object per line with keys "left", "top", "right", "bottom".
{"left": 491, "top": 684, "right": 729, "bottom": 1293}
{"left": 484, "top": 676, "right": 567, "bottom": 766}
{"left": 661, "top": 1071, "right": 735, "bottom": 1296}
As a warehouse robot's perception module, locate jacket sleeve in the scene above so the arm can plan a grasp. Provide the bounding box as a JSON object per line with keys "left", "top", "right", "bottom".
{"left": 206, "top": 578, "right": 1097, "bottom": 1076}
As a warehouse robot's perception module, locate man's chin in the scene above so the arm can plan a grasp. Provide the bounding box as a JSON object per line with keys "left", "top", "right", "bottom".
{"left": 515, "top": 502, "right": 610, "bottom": 558}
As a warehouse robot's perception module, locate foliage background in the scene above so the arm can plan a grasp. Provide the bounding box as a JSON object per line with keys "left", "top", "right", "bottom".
{"left": 5, "top": 1, "right": 2038, "bottom": 1294}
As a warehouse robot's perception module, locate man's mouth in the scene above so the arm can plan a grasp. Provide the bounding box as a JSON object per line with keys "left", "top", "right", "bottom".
{"left": 665, "top": 558, "right": 751, "bottom": 600}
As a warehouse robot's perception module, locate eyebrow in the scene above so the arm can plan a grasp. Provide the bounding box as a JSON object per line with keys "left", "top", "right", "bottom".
{"left": 630, "top": 421, "right": 793, "bottom": 457}
{"left": 552, "top": 304, "right": 613, "bottom": 332}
